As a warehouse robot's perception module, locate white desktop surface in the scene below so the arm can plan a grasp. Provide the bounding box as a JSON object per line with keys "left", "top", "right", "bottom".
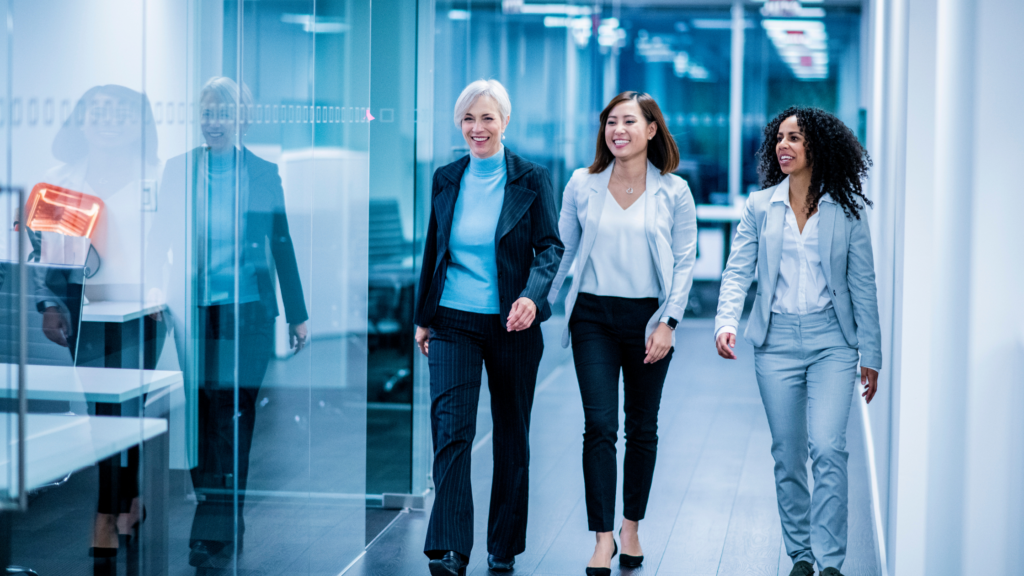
{"left": 696, "top": 203, "right": 744, "bottom": 222}
{"left": 82, "top": 301, "right": 167, "bottom": 323}
{"left": 0, "top": 365, "right": 182, "bottom": 404}
{"left": 0, "top": 414, "right": 166, "bottom": 492}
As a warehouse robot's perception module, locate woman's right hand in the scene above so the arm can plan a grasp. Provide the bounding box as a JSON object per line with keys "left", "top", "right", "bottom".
{"left": 415, "top": 326, "right": 430, "bottom": 357}
{"left": 715, "top": 331, "right": 737, "bottom": 360}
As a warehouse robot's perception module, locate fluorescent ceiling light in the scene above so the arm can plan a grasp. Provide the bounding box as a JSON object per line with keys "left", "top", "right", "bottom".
{"left": 448, "top": 9, "right": 470, "bottom": 20}
{"left": 762, "top": 19, "right": 829, "bottom": 79}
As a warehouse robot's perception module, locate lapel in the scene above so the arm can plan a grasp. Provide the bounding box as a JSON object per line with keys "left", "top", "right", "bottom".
{"left": 642, "top": 162, "right": 666, "bottom": 292}
{"left": 578, "top": 163, "right": 615, "bottom": 262}
{"left": 817, "top": 200, "right": 836, "bottom": 284}
{"left": 495, "top": 148, "right": 536, "bottom": 240}
{"left": 765, "top": 182, "right": 787, "bottom": 295}
{"left": 433, "top": 155, "right": 471, "bottom": 255}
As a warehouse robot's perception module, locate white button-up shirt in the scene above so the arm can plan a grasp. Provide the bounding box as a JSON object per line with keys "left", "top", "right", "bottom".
{"left": 771, "top": 186, "right": 833, "bottom": 315}
{"left": 715, "top": 185, "right": 834, "bottom": 340}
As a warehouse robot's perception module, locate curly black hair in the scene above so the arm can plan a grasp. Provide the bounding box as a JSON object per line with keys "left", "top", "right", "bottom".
{"left": 756, "top": 106, "right": 873, "bottom": 219}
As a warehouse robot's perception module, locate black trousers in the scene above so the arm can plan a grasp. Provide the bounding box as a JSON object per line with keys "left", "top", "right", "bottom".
{"left": 424, "top": 306, "right": 543, "bottom": 561}
{"left": 189, "top": 302, "right": 273, "bottom": 546}
{"left": 569, "top": 293, "right": 673, "bottom": 533}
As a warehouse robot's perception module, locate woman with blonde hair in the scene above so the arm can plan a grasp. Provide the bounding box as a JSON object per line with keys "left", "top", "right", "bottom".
{"left": 414, "top": 79, "right": 563, "bottom": 576}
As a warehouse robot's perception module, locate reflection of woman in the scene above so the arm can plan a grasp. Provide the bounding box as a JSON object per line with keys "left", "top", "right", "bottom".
{"left": 547, "top": 92, "right": 697, "bottom": 576}
{"left": 714, "top": 107, "right": 881, "bottom": 576}
{"left": 45, "top": 85, "right": 161, "bottom": 561}
{"left": 149, "top": 77, "right": 308, "bottom": 570}
{"left": 413, "top": 80, "right": 563, "bottom": 576}
{"left": 46, "top": 85, "right": 162, "bottom": 301}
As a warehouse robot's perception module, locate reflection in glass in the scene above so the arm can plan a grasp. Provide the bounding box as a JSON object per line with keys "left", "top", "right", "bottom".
{"left": 151, "top": 76, "right": 309, "bottom": 570}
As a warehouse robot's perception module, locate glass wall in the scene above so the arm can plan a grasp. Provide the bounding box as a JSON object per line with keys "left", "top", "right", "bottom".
{"left": 1, "top": 0, "right": 372, "bottom": 573}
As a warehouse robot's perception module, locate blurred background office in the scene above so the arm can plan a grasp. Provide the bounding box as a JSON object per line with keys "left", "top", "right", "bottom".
{"left": 0, "top": 1, "right": 1020, "bottom": 576}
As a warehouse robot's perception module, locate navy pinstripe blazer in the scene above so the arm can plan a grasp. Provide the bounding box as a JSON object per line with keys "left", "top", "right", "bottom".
{"left": 414, "top": 148, "right": 564, "bottom": 328}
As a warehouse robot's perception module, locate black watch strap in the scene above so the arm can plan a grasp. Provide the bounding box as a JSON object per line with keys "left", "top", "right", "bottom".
{"left": 666, "top": 317, "right": 678, "bottom": 330}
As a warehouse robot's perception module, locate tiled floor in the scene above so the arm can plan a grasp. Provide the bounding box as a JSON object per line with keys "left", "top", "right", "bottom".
{"left": 346, "top": 318, "right": 881, "bottom": 576}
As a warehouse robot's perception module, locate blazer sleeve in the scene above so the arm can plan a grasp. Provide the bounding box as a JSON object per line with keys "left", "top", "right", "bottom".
{"left": 662, "top": 180, "right": 698, "bottom": 322}
{"left": 518, "top": 166, "right": 564, "bottom": 309}
{"left": 847, "top": 215, "right": 883, "bottom": 371}
{"left": 413, "top": 171, "right": 441, "bottom": 327}
{"left": 546, "top": 173, "right": 581, "bottom": 305}
{"left": 714, "top": 194, "right": 760, "bottom": 336}
{"left": 268, "top": 166, "right": 309, "bottom": 325}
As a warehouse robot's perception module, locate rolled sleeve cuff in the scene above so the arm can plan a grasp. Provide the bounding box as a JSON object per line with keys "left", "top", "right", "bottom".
{"left": 715, "top": 325, "right": 737, "bottom": 341}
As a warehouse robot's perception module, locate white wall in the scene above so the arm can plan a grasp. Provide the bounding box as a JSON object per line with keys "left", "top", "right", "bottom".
{"left": 889, "top": 0, "right": 1024, "bottom": 574}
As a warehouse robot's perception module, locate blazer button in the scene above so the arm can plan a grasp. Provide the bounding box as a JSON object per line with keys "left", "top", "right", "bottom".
{"left": 833, "top": 290, "right": 837, "bottom": 296}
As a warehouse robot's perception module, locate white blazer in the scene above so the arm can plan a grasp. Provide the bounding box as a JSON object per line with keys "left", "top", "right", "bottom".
{"left": 547, "top": 160, "right": 698, "bottom": 348}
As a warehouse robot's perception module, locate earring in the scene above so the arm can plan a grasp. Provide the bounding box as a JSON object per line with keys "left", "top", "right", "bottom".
{"left": 502, "top": 132, "right": 506, "bottom": 140}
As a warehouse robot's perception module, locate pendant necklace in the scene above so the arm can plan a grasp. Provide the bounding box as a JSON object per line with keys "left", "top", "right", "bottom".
{"left": 621, "top": 170, "right": 644, "bottom": 195}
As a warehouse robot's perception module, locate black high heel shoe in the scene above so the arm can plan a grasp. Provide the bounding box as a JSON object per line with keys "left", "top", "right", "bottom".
{"left": 584, "top": 538, "right": 618, "bottom": 576}
{"left": 618, "top": 528, "right": 644, "bottom": 568}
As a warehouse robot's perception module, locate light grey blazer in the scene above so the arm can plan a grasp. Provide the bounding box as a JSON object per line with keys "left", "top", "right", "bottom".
{"left": 714, "top": 177, "right": 883, "bottom": 370}
{"left": 547, "top": 161, "right": 698, "bottom": 348}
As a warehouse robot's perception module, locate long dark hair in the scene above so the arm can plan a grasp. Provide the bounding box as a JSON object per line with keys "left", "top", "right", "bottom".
{"left": 52, "top": 85, "right": 159, "bottom": 165}
{"left": 757, "top": 106, "right": 872, "bottom": 219}
{"left": 589, "top": 91, "right": 680, "bottom": 175}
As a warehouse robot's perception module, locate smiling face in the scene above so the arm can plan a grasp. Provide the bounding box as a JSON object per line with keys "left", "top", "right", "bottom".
{"left": 81, "top": 93, "right": 141, "bottom": 151}
{"left": 604, "top": 100, "right": 657, "bottom": 162}
{"left": 775, "top": 115, "right": 810, "bottom": 176}
{"left": 461, "top": 95, "right": 508, "bottom": 159}
{"left": 200, "top": 92, "right": 249, "bottom": 152}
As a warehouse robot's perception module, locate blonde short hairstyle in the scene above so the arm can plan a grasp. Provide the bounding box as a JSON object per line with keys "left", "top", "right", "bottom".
{"left": 453, "top": 79, "right": 511, "bottom": 128}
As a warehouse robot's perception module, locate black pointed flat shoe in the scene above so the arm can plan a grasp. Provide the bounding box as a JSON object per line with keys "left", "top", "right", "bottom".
{"left": 488, "top": 553, "right": 515, "bottom": 572}
{"left": 429, "top": 551, "right": 468, "bottom": 576}
{"left": 584, "top": 539, "right": 617, "bottom": 576}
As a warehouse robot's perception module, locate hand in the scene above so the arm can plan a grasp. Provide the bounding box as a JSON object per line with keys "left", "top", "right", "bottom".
{"left": 861, "top": 367, "right": 879, "bottom": 403}
{"left": 716, "top": 331, "right": 737, "bottom": 360}
{"left": 644, "top": 323, "right": 673, "bottom": 364}
{"left": 42, "top": 306, "right": 69, "bottom": 347}
{"left": 289, "top": 322, "right": 308, "bottom": 353}
{"left": 506, "top": 298, "right": 537, "bottom": 332}
{"left": 415, "top": 326, "right": 430, "bottom": 356}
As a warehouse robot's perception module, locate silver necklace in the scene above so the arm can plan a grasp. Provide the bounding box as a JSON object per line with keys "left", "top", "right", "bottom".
{"left": 617, "top": 170, "right": 645, "bottom": 194}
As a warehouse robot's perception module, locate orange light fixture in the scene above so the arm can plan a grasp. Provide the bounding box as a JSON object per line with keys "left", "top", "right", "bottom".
{"left": 24, "top": 183, "right": 105, "bottom": 239}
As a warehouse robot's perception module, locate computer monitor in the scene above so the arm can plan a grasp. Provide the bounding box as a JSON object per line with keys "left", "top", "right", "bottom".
{"left": 0, "top": 261, "right": 85, "bottom": 366}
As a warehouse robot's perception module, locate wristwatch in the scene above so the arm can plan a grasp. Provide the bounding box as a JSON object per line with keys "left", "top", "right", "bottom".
{"left": 661, "top": 316, "right": 678, "bottom": 330}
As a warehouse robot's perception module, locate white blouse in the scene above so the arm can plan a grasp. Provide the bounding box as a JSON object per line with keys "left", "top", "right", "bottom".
{"left": 579, "top": 189, "right": 661, "bottom": 298}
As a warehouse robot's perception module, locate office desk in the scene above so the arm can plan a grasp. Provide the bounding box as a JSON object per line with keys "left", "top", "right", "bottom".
{"left": 0, "top": 365, "right": 181, "bottom": 404}
{"left": 0, "top": 414, "right": 166, "bottom": 492}
{"left": 79, "top": 301, "right": 168, "bottom": 369}
{"left": 0, "top": 365, "right": 185, "bottom": 470}
{"left": 696, "top": 203, "right": 744, "bottom": 270}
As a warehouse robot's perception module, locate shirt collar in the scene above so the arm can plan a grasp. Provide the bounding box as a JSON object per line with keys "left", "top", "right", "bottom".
{"left": 770, "top": 176, "right": 834, "bottom": 206}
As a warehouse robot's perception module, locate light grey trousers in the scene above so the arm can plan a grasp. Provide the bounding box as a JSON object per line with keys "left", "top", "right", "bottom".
{"left": 754, "top": 307, "right": 859, "bottom": 572}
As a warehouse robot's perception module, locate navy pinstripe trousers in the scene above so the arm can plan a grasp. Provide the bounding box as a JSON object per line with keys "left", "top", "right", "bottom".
{"left": 424, "top": 306, "right": 544, "bottom": 561}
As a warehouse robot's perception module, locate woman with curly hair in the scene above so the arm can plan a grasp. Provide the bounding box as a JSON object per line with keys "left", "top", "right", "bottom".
{"left": 713, "top": 107, "right": 881, "bottom": 576}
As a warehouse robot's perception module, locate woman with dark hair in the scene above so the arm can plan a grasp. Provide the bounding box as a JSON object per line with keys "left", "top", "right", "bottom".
{"left": 714, "top": 107, "right": 881, "bottom": 576}
{"left": 41, "top": 85, "right": 162, "bottom": 563}
{"left": 547, "top": 91, "right": 697, "bottom": 575}
{"left": 46, "top": 85, "right": 161, "bottom": 301}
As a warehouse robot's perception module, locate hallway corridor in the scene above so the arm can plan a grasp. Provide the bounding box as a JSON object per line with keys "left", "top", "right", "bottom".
{"left": 349, "top": 318, "right": 881, "bottom": 576}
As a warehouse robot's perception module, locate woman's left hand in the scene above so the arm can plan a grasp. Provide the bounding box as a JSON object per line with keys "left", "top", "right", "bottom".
{"left": 290, "top": 322, "right": 308, "bottom": 353}
{"left": 645, "top": 323, "right": 673, "bottom": 364}
{"left": 506, "top": 297, "right": 538, "bottom": 332}
{"left": 861, "top": 367, "right": 879, "bottom": 403}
